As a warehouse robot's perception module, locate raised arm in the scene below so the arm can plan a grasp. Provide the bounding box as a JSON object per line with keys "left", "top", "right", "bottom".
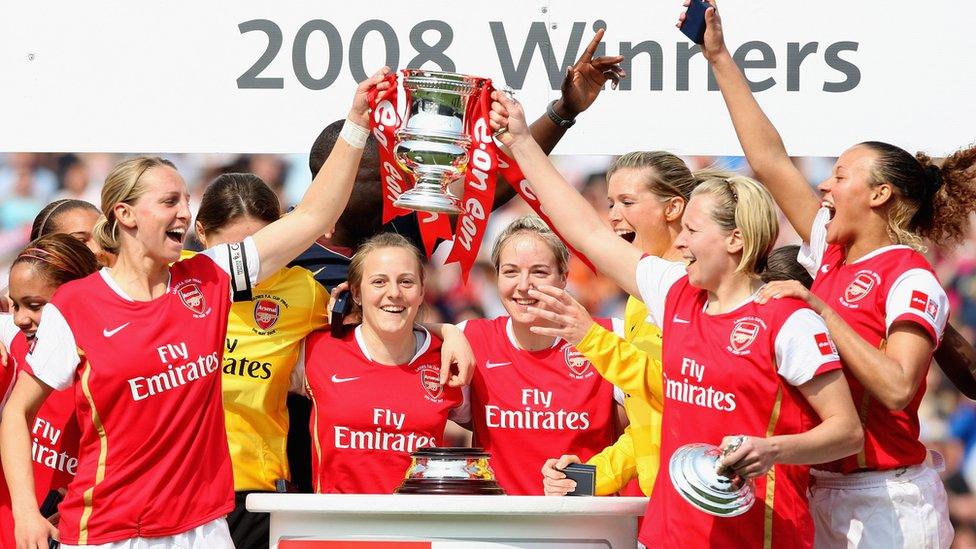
{"left": 690, "top": 1, "right": 820, "bottom": 241}
{"left": 492, "top": 28, "right": 625, "bottom": 209}
{"left": 490, "top": 93, "right": 643, "bottom": 298}
{"left": 251, "top": 68, "right": 392, "bottom": 280}
{"left": 1, "top": 372, "right": 59, "bottom": 547}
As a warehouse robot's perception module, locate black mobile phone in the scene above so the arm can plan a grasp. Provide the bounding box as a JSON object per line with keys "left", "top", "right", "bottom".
{"left": 39, "top": 489, "right": 63, "bottom": 549}
{"left": 560, "top": 463, "right": 596, "bottom": 496}
{"left": 330, "top": 289, "right": 353, "bottom": 337}
{"left": 680, "top": 0, "right": 710, "bottom": 45}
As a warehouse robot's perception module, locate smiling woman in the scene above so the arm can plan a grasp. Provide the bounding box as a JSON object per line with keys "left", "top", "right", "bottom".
{"left": 300, "top": 233, "right": 466, "bottom": 494}
{"left": 0, "top": 234, "right": 99, "bottom": 549}
{"left": 700, "top": 1, "right": 976, "bottom": 545}
{"left": 487, "top": 88, "right": 863, "bottom": 548}
{"left": 456, "top": 215, "right": 625, "bottom": 495}
{"left": 0, "top": 67, "right": 393, "bottom": 549}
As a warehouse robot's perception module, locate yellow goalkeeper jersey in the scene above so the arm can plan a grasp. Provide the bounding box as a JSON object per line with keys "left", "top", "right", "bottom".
{"left": 579, "top": 296, "right": 664, "bottom": 496}
{"left": 182, "top": 251, "right": 328, "bottom": 491}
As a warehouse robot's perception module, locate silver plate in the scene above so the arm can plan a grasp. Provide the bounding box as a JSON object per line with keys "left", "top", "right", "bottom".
{"left": 669, "top": 442, "right": 755, "bottom": 517}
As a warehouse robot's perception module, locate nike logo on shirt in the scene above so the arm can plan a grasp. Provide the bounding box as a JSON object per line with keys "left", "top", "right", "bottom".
{"left": 485, "top": 361, "right": 511, "bottom": 369}
{"left": 672, "top": 316, "right": 691, "bottom": 324}
{"left": 103, "top": 322, "right": 130, "bottom": 337}
{"left": 330, "top": 374, "right": 360, "bottom": 383}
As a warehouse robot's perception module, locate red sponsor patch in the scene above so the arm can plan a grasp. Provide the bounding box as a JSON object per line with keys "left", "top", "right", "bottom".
{"left": 814, "top": 332, "right": 837, "bottom": 356}
{"left": 177, "top": 283, "right": 207, "bottom": 315}
{"left": 729, "top": 320, "right": 761, "bottom": 353}
{"left": 563, "top": 346, "right": 592, "bottom": 377}
{"left": 253, "top": 299, "right": 280, "bottom": 331}
{"left": 844, "top": 273, "right": 875, "bottom": 303}
{"left": 909, "top": 290, "right": 928, "bottom": 312}
{"left": 418, "top": 364, "right": 442, "bottom": 400}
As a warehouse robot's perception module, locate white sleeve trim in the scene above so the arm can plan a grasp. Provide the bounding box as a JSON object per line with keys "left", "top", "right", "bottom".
{"left": 25, "top": 304, "right": 80, "bottom": 391}
{"left": 201, "top": 236, "right": 261, "bottom": 300}
{"left": 610, "top": 317, "right": 625, "bottom": 338}
{"left": 613, "top": 385, "right": 627, "bottom": 405}
{"left": 798, "top": 207, "right": 831, "bottom": 278}
{"left": 634, "top": 256, "right": 686, "bottom": 328}
{"left": 885, "top": 268, "right": 949, "bottom": 341}
{"left": 774, "top": 308, "right": 840, "bottom": 386}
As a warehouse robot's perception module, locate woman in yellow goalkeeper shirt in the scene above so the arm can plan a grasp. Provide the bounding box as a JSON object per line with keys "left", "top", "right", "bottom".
{"left": 541, "top": 156, "right": 732, "bottom": 497}
{"left": 191, "top": 173, "right": 328, "bottom": 549}
{"left": 193, "top": 173, "right": 474, "bottom": 549}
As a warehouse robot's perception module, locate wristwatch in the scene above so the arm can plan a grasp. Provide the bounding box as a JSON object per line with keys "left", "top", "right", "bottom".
{"left": 546, "top": 100, "right": 576, "bottom": 128}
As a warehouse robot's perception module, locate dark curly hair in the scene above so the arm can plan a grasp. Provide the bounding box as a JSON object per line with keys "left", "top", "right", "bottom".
{"left": 860, "top": 141, "right": 976, "bottom": 249}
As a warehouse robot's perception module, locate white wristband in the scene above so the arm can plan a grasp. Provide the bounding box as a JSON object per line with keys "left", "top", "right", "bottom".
{"left": 340, "top": 120, "right": 370, "bottom": 149}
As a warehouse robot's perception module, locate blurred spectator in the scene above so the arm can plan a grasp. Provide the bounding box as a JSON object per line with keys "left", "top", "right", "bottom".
{"left": 0, "top": 153, "right": 58, "bottom": 230}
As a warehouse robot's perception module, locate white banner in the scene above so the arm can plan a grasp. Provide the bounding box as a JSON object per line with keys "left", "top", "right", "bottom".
{"left": 1, "top": 1, "right": 973, "bottom": 156}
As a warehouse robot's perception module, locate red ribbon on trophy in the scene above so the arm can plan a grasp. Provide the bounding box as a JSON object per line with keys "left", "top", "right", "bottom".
{"left": 367, "top": 71, "right": 593, "bottom": 279}
{"left": 366, "top": 74, "right": 413, "bottom": 225}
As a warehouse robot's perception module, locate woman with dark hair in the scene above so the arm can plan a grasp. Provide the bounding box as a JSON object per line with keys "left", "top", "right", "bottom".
{"left": 29, "top": 198, "right": 113, "bottom": 266}
{"left": 191, "top": 172, "right": 326, "bottom": 549}
{"left": 0, "top": 234, "right": 99, "bottom": 548}
{"left": 302, "top": 233, "right": 466, "bottom": 494}
{"left": 695, "top": 2, "right": 976, "bottom": 546}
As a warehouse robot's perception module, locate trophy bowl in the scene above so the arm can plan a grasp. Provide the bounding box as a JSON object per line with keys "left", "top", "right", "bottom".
{"left": 392, "top": 70, "right": 489, "bottom": 214}
{"left": 668, "top": 442, "right": 755, "bottom": 517}
{"left": 396, "top": 447, "right": 505, "bottom": 495}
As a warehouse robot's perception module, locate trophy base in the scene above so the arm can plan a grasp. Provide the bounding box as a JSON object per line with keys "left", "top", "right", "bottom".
{"left": 394, "top": 188, "right": 462, "bottom": 214}
{"left": 396, "top": 478, "right": 505, "bottom": 495}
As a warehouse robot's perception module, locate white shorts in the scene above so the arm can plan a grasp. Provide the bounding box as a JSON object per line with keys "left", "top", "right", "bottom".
{"left": 61, "top": 518, "right": 234, "bottom": 549}
{"left": 809, "top": 461, "right": 952, "bottom": 549}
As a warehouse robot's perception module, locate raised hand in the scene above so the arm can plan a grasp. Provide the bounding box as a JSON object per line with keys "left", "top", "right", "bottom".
{"left": 754, "top": 279, "right": 828, "bottom": 315}
{"left": 348, "top": 66, "right": 392, "bottom": 128}
{"left": 489, "top": 90, "right": 530, "bottom": 147}
{"left": 677, "top": 0, "right": 727, "bottom": 62}
{"left": 557, "top": 28, "right": 626, "bottom": 117}
{"left": 524, "top": 284, "right": 595, "bottom": 346}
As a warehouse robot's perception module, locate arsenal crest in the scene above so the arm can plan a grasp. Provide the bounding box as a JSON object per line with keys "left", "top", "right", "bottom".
{"left": 418, "top": 364, "right": 443, "bottom": 401}
{"left": 844, "top": 272, "right": 877, "bottom": 304}
{"left": 253, "top": 299, "right": 280, "bottom": 331}
{"left": 729, "top": 320, "right": 761, "bottom": 354}
{"left": 563, "top": 346, "right": 593, "bottom": 378}
{"left": 177, "top": 283, "right": 207, "bottom": 315}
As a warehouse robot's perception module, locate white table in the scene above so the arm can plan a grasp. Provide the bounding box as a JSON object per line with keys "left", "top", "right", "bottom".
{"left": 247, "top": 493, "right": 648, "bottom": 548}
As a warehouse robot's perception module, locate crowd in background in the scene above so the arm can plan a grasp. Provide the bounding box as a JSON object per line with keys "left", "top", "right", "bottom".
{"left": 2, "top": 150, "right": 975, "bottom": 545}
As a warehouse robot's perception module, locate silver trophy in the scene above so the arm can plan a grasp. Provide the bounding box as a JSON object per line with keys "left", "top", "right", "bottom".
{"left": 392, "top": 70, "right": 488, "bottom": 214}
{"left": 669, "top": 437, "right": 756, "bottom": 517}
{"left": 396, "top": 447, "right": 505, "bottom": 495}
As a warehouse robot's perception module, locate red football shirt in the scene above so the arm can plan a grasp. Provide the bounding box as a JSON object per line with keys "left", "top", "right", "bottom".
{"left": 26, "top": 239, "right": 259, "bottom": 545}
{"left": 459, "top": 316, "right": 621, "bottom": 495}
{"left": 0, "top": 331, "right": 80, "bottom": 548}
{"left": 800, "top": 207, "right": 949, "bottom": 472}
{"left": 303, "top": 326, "right": 464, "bottom": 494}
{"left": 635, "top": 256, "right": 842, "bottom": 548}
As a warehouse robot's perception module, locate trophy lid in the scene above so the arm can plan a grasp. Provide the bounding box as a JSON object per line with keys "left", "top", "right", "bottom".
{"left": 411, "top": 446, "right": 491, "bottom": 459}
{"left": 669, "top": 443, "right": 755, "bottom": 517}
{"left": 401, "top": 70, "right": 486, "bottom": 94}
